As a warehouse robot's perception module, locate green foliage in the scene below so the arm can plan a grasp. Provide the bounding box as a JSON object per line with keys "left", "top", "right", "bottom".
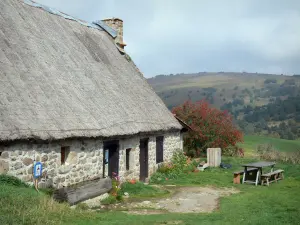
{"left": 148, "top": 72, "right": 300, "bottom": 140}
{"left": 39, "top": 187, "right": 55, "bottom": 197}
{"left": 1, "top": 155, "right": 300, "bottom": 224}
{"left": 256, "top": 143, "right": 300, "bottom": 164}
{"left": 264, "top": 78, "right": 277, "bottom": 84}
{"left": 76, "top": 202, "right": 89, "bottom": 210}
{"left": 150, "top": 150, "right": 198, "bottom": 184}
{"left": 100, "top": 195, "right": 117, "bottom": 205}
{"left": 121, "top": 181, "right": 169, "bottom": 198}
{"left": 110, "top": 172, "right": 123, "bottom": 202}
{"left": 239, "top": 135, "right": 300, "bottom": 153}
{"left": 172, "top": 100, "right": 243, "bottom": 156}
{"left": 223, "top": 145, "right": 244, "bottom": 157}
{"left": 0, "top": 174, "right": 30, "bottom": 188}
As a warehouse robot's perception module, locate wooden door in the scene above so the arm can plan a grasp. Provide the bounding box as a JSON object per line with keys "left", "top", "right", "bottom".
{"left": 103, "top": 140, "right": 119, "bottom": 178}
{"left": 139, "top": 138, "right": 149, "bottom": 182}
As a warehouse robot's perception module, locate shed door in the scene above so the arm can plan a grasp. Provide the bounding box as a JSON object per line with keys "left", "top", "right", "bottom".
{"left": 139, "top": 138, "right": 149, "bottom": 182}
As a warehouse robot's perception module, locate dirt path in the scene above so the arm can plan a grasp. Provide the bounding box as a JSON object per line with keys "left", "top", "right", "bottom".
{"left": 123, "top": 186, "right": 239, "bottom": 214}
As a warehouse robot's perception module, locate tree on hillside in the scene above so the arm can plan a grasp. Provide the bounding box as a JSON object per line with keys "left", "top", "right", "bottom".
{"left": 172, "top": 100, "right": 243, "bottom": 157}
{"left": 264, "top": 78, "right": 277, "bottom": 84}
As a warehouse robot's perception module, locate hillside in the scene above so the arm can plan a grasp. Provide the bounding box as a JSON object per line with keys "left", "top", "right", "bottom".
{"left": 148, "top": 72, "right": 300, "bottom": 139}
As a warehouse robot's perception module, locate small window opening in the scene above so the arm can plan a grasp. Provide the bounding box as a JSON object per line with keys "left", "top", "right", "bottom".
{"left": 61, "top": 146, "right": 70, "bottom": 165}
{"left": 126, "top": 148, "right": 131, "bottom": 171}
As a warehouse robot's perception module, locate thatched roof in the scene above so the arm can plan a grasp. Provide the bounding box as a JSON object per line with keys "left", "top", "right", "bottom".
{"left": 0, "top": 0, "right": 182, "bottom": 141}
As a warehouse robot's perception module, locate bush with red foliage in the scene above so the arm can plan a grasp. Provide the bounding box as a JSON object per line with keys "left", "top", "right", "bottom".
{"left": 172, "top": 100, "right": 243, "bottom": 157}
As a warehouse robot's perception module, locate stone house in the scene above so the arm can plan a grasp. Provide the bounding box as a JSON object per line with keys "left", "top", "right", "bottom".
{"left": 0, "top": 0, "right": 185, "bottom": 189}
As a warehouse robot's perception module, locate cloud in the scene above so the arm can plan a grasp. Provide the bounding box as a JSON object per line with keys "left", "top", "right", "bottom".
{"left": 36, "top": 0, "right": 300, "bottom": 77}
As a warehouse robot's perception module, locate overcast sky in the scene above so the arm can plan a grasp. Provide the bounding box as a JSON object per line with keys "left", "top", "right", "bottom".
{"left": 36, "top": 0, "right": 300, "bottom": 78}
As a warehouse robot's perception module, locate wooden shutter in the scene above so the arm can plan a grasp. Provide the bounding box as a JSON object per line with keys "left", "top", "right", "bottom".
{"left": 126, "top": 148, "right": 131, "bottom": 171}
{"left": 156, "top": 136, "right": 164, "bottom": 163}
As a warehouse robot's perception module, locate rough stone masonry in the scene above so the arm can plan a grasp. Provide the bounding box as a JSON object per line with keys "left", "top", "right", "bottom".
{"left": 0, "top": 131, "right": 182, "bottom": 188}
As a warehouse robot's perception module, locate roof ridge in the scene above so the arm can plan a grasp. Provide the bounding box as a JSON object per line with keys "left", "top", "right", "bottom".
{"left": 23, "top": 0, "right": 118, "bottom": 38}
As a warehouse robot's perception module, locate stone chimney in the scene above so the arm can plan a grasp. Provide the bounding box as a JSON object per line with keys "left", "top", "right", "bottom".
{"left": 102, "top": 18, "right": 126, "bottom": 50}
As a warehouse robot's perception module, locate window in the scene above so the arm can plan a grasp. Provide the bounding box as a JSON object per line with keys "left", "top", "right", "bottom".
{"left": 61, "top": 146, "right": 70, "bottom": 165}
{"left": 126, "top": 148, "right": 131, "bottom": 171}
{"left": 156, "top": 136, "right": 164, "bottom": 163}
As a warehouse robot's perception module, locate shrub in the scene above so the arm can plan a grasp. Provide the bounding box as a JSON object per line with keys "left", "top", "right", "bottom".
{"left": 172, "top": 100, "right": 243, "bottom": 157}
{"left": 255, "top": 143, "right": 300, "bottom": 164}
{"left": 110, "top": 172, "right": 123, "bottom": 201}
{"left": 150, "top": 150, "right": 198, "bottom": 183}
{"left": 0, "top": 175, "right": 29, "bottom": 188}
{"left": 223, "top": 145, "right": 245, "bottom": 157}
{"left": 101, "top": 172, "right": 124, "bottom": 205}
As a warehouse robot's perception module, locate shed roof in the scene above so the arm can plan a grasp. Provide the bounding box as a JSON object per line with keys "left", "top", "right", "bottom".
{"left": 0, "top": 0, "right": 182, "bottom": 141}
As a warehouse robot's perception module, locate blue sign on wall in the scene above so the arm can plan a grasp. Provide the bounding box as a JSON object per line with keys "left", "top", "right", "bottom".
{"left": 33, "top": 162, "right": 43, "bottom": 179}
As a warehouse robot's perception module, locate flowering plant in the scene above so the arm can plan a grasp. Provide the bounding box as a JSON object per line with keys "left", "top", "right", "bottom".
{"left": 172, "top": 100, "right": 243, "bottom": 157}
{"left": 111, "top": 172, "right": 123, "bottom": 200}
{"left": 129, "top": 178, "right": 136, "bottom": 184}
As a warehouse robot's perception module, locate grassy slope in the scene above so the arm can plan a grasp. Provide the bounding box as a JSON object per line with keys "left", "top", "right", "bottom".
{"left": 1, "top": 136, "right": 300, "bottom": 225}
{"left": 147, "top": 72, "right": 297, "bottom": 109}
{"left": 240, "top": 135, "right": 300, "bottom": 153}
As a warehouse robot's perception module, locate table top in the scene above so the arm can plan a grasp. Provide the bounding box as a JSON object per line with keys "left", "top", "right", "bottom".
{"left": 242, "top": 161, "right": 276, "bottom": 168}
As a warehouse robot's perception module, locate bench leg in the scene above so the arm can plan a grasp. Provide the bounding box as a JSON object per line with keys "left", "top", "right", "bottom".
{"left": 242, "top": 172, "right": 246, "bottom": 184}
{"left": 234, "top": 174, "right": 241, "bottom": 184}
{"left": 267, "top": 178, "right": 270, "bottom": 186}
{"left": 255, "top": 170, "right": 260, "bottom": 186}
{"left": 275, "top": 174, "right": 278, "bottom": 183}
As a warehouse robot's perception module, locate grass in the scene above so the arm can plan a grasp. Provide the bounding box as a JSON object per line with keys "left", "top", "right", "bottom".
{"left": 240, "top": 135, "right": 300, "bottom": 153}
{"left": 100, "top": 195, "right": 117, "bottom": 205}
{"left": 1, "top": 138, "right": 300, "bottom": 224}
{"left": 121, "top": 181, "right": 169, "bottom": 198}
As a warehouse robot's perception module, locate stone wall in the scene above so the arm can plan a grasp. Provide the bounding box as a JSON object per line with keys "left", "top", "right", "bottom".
{"left": 0, "top": 139, "right": 103, "bottom": 189}
{"left": 118, "top": 131, "right": 182, "bottom": 181}
{"left": 0, "top": 131, "right": 182, "bottom": 188}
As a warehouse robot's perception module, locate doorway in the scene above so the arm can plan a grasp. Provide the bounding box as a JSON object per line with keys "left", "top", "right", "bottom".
{"left": 103, "top": 140, "right": 119, "bottom": 178}
{"left": 139, "top": 138, "right": 149, "bottom": 182}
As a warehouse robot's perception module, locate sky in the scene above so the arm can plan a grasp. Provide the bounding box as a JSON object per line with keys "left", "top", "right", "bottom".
{"left": 36, "top": 0, "right": 300, "bottom": 78}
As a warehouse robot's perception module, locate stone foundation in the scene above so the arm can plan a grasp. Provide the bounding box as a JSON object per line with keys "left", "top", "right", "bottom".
{"left": 0, "top": 131, "right": 182, "bottom": 188}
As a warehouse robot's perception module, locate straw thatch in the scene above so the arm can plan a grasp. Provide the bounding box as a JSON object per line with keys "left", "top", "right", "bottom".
{"left": 0, "top": 0, "right": 182, "bottom": 141}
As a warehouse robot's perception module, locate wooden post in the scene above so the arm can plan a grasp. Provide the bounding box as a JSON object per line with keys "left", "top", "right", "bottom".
{"left": 207, "top": 148, "right": 221, "bottom": 167}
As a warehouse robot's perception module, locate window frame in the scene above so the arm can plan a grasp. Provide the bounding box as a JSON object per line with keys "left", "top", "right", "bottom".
{"left": 156, "top": 136, "right": 164, "bottom": 164}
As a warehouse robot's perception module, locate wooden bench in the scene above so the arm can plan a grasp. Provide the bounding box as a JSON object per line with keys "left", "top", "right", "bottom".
{"left": 261, "top": 169, "right": 284, "bottom": 186}
{"left": 233, "top": 168, "right": 258, "bottom": 184}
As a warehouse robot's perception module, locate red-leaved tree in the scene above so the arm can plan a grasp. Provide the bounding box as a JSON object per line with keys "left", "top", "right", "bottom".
{"left": 172, "top": 100, "right": 243, "bottom": 156}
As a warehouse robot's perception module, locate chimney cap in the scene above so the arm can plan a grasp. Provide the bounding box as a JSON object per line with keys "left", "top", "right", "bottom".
{"left": 102, "top": 17, "right": 123, "bottom": 22}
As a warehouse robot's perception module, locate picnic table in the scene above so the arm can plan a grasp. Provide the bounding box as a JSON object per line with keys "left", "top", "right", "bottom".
{"left": 241, "top": 161, "right": 275, "bottom": 186}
